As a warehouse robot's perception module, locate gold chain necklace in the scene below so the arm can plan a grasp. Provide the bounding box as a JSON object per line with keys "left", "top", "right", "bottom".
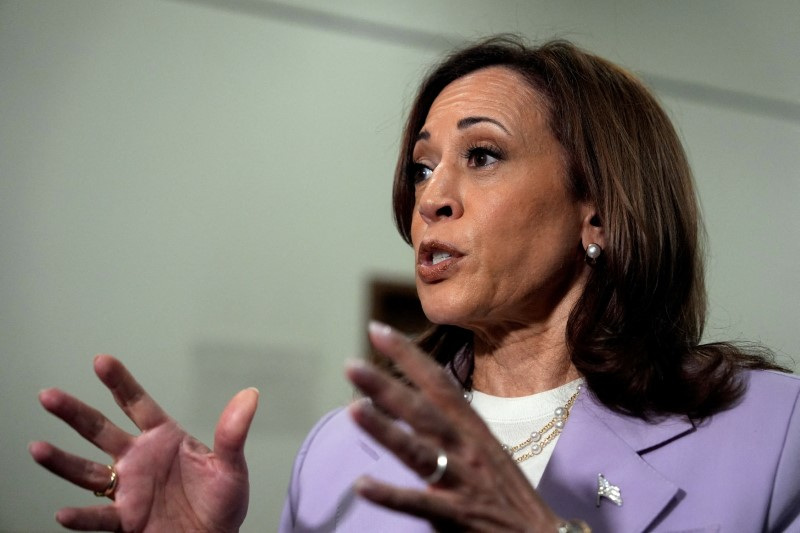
{"left": 500, "top": 384, "right": 582, "bottom": 464}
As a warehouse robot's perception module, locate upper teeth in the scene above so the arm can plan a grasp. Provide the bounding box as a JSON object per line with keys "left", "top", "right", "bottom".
{"left": 432, "top": 252, "right": 452, "bottom": 265}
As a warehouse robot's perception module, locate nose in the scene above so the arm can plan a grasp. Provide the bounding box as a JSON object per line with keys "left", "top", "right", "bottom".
{"left": 417, "top": 166, "right": 463, "bottom": 225}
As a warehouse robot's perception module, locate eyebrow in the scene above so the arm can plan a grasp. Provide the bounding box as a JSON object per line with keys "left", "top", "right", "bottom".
{"left": 416, "top": 115, "right": 510, "bottom": 141}
{"left": 457, "top": 116, "right": 510, "bottom": 134}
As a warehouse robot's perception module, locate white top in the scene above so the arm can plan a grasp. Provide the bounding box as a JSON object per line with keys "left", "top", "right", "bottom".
{"left": 469, "top": 378, "right": 583, "bottom": 487}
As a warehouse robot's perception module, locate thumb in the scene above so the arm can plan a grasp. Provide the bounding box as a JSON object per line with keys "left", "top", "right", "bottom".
{"left": 214, "top": 387, "right": 259, "bottom": 468}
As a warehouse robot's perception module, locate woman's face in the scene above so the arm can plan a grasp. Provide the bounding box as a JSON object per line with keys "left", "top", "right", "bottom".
{"left": 410, "top": 66, "right": 594, "bottom": 334}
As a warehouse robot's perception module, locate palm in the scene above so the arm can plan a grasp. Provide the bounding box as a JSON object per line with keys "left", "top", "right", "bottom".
{"left": 30, "top": 355, "right": 258, "bottom": 532}
{"left": 112, "top": 422, "right": 245, "bottom": 532}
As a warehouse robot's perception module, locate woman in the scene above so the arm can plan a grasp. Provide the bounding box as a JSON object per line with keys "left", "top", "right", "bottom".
{"left": 31, "top": 37, "right": 799, "bottom": 532}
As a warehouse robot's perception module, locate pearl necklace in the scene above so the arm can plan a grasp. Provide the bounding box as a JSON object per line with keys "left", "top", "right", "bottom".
{"left": 465, "top": 383, "right": 582, "bottom": 464}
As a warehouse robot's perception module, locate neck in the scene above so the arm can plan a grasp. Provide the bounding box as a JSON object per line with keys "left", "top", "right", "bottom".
{"left": 457, "top": 267, "right": 589, "bottom": 397}
{"left": 470, "top": 322, "right": 580, "bottom": 397}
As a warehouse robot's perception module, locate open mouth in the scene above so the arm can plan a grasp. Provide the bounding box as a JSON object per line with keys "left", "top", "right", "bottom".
{"left": 417, "top": 240, "right": 464, "bottom": 282}
{"left": 431, "top": 251, "right": 452, "bottom": 265}
{"left": 418, "top": 241, "right": 463, "bottom": 265}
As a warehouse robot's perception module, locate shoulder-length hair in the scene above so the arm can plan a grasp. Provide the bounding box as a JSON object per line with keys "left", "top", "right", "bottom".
{"left": 392, "top": 36, "right": 784, "bottom": 419}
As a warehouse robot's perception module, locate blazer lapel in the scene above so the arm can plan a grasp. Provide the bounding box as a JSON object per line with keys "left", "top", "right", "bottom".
{"left": 538, "top": 391, "right": 695, "bottom": 533}
{"left": 334, "top": 431, "right": 431, "bottom": 532}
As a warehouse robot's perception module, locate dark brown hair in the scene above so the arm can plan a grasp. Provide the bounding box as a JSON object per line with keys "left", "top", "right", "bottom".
{"left": 392, "top": 36, "right": 786, "bottom": 419}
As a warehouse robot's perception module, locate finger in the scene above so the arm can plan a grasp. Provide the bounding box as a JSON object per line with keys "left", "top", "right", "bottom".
{"left": 349, "top": 399, "right": 461, "bottom": 485}
{"left": 356, "top": 477, "right": 548, "bottom": 532}
{"left": 213, "top": 387, "right": 259, "bottom": 468}
{"left": 38, "top": 388, "right": 131, "bottom": 456}
{"left": 55, "top": 505, "right": 121, "bottom": 531}
{"left": 346, "top": 360, "right": 458, "bottom": 443}
{"left": 354, "top": 477, "right": 474, "bottom": 529}
{"left": 367, "top": 322, "right": 464, "bottom": 406}
{"left": 29, "top": 441, "right": 118, "bottom": 494}
{"left": 93, "top": 354, "right": 169, "bottom": 431}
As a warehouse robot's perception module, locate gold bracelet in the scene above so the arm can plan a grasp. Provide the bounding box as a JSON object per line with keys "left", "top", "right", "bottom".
{"left": 557, "top": 519, "right": 591, "bottom": 533}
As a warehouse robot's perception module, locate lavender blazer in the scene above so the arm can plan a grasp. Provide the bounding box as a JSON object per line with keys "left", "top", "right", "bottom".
{"left": 279, "top": 370, "right": 800, "bottom": 532}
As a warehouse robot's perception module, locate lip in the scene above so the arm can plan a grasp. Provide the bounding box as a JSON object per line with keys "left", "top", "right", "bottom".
{"left": 416, "top": 240, "right": 464, "bottom": 283}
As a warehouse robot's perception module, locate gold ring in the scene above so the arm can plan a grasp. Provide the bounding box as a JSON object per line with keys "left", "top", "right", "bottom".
{"left": 94, "top": 465, "right": 118, "bottom": 498}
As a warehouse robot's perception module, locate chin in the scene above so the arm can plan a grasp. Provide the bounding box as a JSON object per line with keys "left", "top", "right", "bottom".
{"left": 418, "top": 288, "right": 473, "bottom": 328}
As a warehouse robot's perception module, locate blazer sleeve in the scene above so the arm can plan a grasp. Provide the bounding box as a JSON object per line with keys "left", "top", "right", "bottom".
{"left": 767, "top": 379, "right": 800, "bottom": 532}
{"left": 278, "top": 408, "right": 344, "bottom": 533}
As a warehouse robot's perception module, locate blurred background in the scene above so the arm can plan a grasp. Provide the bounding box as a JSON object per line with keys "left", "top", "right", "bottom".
{"left": 1, "top": 1, "right": 798, "bottom": 530}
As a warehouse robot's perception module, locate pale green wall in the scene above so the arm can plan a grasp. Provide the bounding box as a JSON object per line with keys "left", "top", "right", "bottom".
{"left": 1, "top": 1, "right": 797, "bottom": 530}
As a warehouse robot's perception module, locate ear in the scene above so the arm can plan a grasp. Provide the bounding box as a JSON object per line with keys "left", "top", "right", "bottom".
{"left": 580, "top": 205, "right": 606, "bottom": 252}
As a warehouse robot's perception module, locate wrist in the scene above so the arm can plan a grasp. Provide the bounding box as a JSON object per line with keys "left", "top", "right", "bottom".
{"left": 557, "top": 519, "right": 591, "bottom": 533}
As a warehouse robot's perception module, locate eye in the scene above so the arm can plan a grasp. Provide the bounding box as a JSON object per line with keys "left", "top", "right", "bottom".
{"left": 465, "top": 145, "right": 502, "bottom": 168}
{"left": 411, "top": 163, "right": 433, "bottom": 184}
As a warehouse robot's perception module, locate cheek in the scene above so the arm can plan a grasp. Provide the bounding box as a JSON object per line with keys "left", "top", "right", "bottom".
{"left": 482, "top": 195, "right": 579, "bottom": 264}
{"left": 470, "top": 193, "right": 539, "bottom": 249}
{"left": 410, "top": 213, "right": 424, "bottom": 249}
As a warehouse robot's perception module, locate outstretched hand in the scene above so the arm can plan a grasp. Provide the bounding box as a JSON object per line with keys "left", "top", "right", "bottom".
{"left": 346, "top": 322, "right": 564, "bottom": 532}
{"left": 29, "top": 355, "right": 259, "bottom": 532}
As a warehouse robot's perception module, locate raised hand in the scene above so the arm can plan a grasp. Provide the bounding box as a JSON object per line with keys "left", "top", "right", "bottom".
{"left": 346, "top": 322, "right": 565, "bottom": 532}
{"left": 29, "top": 355, "right": 259, "bottom": 532}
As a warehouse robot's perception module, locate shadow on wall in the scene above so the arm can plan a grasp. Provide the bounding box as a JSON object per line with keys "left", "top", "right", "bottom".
{"left": 180, "top": 0, "right": 800, "bottom": 124}
{"left": 190, "top": 341, "right": 320, "bottom": 434}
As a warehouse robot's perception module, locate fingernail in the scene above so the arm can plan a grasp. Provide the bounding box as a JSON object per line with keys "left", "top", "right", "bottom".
{"left": 354, "top": 476, "right": 378, "bottom": 495}
{"left": 345, "top": 358, "right": 368, "bottom": 371}
{"left": 368, "top": 320, "right": 393, "bottom": 337}
{"left": 348, "top": 396, "right": 370, "bottom": 417}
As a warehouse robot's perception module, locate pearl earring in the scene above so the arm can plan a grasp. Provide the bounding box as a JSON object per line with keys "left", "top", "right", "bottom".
{"left": 585, "top": 243, "right": 602, "bottom": 265}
